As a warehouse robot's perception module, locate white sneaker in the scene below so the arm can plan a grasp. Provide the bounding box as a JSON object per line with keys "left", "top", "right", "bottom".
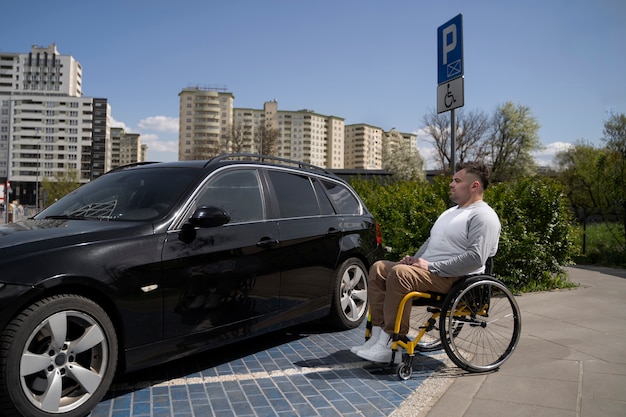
{"left": 356, "top": 331, "right": 402, "bottom": 364}
{"left": 350, "top": 326, "right": 382, "bottom": 354}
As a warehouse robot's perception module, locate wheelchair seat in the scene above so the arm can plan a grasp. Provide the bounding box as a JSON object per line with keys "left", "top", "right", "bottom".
{"left": 411, "top": 257, "right": 494, "bottom": 306}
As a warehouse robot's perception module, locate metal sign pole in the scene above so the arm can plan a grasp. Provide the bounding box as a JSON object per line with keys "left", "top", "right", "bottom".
{"left": 437, "top": 14, "right": 463, "bottom": 176}
{"left": 450, "top": 108, "right": 456, "bottom": 174}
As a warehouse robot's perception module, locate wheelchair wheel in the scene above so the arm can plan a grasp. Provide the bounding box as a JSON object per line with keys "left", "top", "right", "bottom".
{"left": 439, "top": 276, "right": 521, "bottom": 373}
{"left": 396, "top": 361, "right": 413, "bottom": 380}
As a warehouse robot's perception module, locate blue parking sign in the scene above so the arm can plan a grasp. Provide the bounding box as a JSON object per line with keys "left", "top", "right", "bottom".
{"left": 438, "top": 14, "right": 463, "bottom": 85}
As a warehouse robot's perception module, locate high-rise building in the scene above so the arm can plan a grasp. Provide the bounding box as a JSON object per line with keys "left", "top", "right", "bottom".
{"left": 110, "top": 127, "right": 144, "bottom": 168}
{"left": 231, "top": 101, "right": 346, "bottom": 168}
{"left": 0, "top": 44, "right": 133, "bottom": 210}
{"left": 344, "top": 124, "right": 383, "bottom": 169}
{"left": 178, "top": 86, "right": 234, "bottom": 160}
{"left": 179, "top": 90, "right": 347, "bottom": 168}
{"left": 176, "top": 88, "right": 420, "bottom": 171}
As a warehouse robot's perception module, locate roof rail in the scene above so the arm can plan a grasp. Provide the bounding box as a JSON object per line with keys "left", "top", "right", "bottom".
{"left": 207, "top": 153, "right": 332, "bottom": 174}
{"left": 105, "top": 161, "right": 159, "bottom": 174}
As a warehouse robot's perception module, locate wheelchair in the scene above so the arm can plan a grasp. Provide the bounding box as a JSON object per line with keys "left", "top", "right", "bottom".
{"left": 363, "top": 259, "right": 522, "bottom": 380}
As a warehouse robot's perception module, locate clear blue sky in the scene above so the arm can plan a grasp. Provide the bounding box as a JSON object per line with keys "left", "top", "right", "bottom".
{"left": 2, "top": 0, "right": 624, "bottom": 167}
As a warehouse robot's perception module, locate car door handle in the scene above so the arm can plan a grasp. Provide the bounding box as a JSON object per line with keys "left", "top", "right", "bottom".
{"left": 256, "top": 237, "right": 279, "bottom": 248}
{"left": 327, "top": 228, "right": 342, "bottom": 237}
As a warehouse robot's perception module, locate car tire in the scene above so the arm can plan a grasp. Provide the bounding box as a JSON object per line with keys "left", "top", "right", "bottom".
{"left": 326, "top": 258, "right": 369, "bottom": 329}
{"left": 0, "top": 294, "right": 118, "bottom": 417}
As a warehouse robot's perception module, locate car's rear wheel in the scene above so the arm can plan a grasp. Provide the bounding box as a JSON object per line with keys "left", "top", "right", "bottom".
{"left": 0, "top": 294, "right": 118, "bottom": 417}
{"left": 326, "top": 258, "right": 368, "bottom": 329}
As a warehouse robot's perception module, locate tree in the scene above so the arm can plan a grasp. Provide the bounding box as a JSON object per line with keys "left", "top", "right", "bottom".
{"left": 602, "top": 111, "right": 626, "bottom": 239}
{"left": 254, "top": 124, "right": 280, "bottom": 156}
{"left": 554, "top": 141, "right": 608, "bottom": 217}
{"left": 225, "top": 123, "right": 251, "bottom": 153}
{"left": 41, "top": 170, "right": 81, "bottom": 208}
{"left": 421, "top": 108, "right": 490, "bottom": 173}
{"left": 487, "top": 102, "right": 543, "bottom": 182}
{"left": 381, "top": 131, "right": 425, "bottom": 181}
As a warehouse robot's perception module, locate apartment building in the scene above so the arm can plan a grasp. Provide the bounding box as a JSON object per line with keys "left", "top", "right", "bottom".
{"left": 384, "top": 129, "right": 418, "bottom": 153}
{"left": 178, "top": 86, "right": 234, "bottom": 160}
{"left": 231, "top": 101, "right": 346, "bottom": 168}
{"left": 180, "top": 90, "right": 347, "bottom": 168}
{"left": 344, "top": 123, "right": 384, "bottom": 169}
{"left": 273, "top": 108, "right": 344, "bottom": 168}
{"left": 110, "top": 127, "right": 143, "bottom": 168}
{"left": 177, "top": 89, "right": 421, "bottom": 171}
{"left": 0, "top": 44, "right": 126, "bottom": 208}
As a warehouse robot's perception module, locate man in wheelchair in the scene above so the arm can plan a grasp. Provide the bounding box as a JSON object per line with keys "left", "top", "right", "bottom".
{"left": 351, "top": 161, "right": 501, "bottom": 364}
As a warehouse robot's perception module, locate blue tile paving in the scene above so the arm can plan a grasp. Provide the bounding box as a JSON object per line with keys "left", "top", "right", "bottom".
{"left": 90, "top": 322, "right": 446, "bottom": 417}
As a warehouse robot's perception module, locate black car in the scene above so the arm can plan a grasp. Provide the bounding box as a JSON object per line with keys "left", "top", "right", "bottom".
{"left": 0, "top": 154, "right": 383, "bottom": 417}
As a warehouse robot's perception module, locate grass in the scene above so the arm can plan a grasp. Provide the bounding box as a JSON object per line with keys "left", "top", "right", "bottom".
{"left": 574, "top": 222, "right": 626, "bottom": 267}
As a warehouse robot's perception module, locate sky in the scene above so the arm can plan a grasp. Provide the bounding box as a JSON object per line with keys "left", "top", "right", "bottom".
{"left": 1, "top": 0, "right": 625, "bottom": 168}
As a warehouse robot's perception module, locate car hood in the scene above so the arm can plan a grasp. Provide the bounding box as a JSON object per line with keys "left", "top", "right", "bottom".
{"left": 0, "top": 218, "right": 155, "bottom": 258}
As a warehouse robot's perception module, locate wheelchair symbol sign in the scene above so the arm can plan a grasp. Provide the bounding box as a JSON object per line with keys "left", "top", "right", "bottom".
{"left": 437, "top": 76, "right": 464, "bottom": 114}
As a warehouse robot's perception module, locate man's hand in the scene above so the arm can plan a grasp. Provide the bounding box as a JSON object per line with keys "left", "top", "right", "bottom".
{"left": 414, "top": 258, "right": 430, "bottom": 271}
{"left": 402, "top": 256, "right": 429, "bottom": 271}
{"left": 400, "top": 255, "right": 415, "bottom": 265}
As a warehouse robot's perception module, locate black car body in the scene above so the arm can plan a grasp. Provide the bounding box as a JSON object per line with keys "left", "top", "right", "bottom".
{"left": 0, "top": 154, "right": 383, "bottom": 417}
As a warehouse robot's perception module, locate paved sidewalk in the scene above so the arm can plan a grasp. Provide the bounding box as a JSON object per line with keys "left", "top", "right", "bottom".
{"left": 400, "top": 266, "right": 626, "bottom": 417}
{"left": 89, "top": 266, "right": 626, "bottom": 417}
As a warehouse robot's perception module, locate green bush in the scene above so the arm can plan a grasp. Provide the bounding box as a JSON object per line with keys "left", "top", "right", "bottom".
{"left": 351, "top": 175, "right": 579, "bottom": 293}
{"left": 351, "top": 178, "right": 446, "bottom": 260}
{"left": 486, "top": 177, "right": 579, "bottom": 291}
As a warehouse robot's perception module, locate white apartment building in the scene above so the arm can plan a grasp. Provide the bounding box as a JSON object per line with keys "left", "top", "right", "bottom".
{"left": 178, "top": 86, "right": 234, "bottom": 160}
{"left": 110, "top": 127, "right": 144, "bottom": 168}
{"left": 0, "top": 44, "right": 123, "bottom": 209}
{"left": 232, "top": 101, "right": 346, "bottom": 168}
{"left": 180, "top": 91, "right": 347, "bottom": 168}
{"left": 177, "top": 89, "right": 421, "bottom": 171}
{"left": 274, "top": 108, "right": 344, "bottom": 169}
{"left": 344, "top": 124, "right": 383, "bottom": 169}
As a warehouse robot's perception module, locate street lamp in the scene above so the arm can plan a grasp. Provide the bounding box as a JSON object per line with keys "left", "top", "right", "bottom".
{"left": 35, "top": 147, "right": 39, "bottom": 210}
{"left": 35, "top": 128, "right": 42, "bottom": 211}
{"left": 2, "top": 180, "right": 8, "bottom": 224}
{"left": 4, "top": 142, "right": 10, "bottom": 224}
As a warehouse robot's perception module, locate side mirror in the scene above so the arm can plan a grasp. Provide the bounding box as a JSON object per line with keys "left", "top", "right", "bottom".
{"left": 188, "top": 206, "right": 231, "bottom": 228}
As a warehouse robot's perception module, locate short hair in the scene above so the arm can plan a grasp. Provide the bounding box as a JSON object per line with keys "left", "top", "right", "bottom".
{"left": 456, "top": 161, "right": 491, "bottom": 190}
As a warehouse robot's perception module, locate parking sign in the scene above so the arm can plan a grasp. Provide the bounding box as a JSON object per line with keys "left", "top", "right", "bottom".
{"left": 438, "top": 14, "right": 463, "bottom": 85}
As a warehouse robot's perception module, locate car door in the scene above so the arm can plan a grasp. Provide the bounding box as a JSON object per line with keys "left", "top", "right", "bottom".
{"left": 265, "top": 169, "right": 342, "bottom": 313}
{"left": 161, "top": 167, "right": 281, "bottom": 342}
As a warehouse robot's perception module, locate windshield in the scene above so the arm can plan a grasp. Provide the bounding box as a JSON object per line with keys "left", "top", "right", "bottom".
{"left": 35, "top": 167, "right": 204, "bottom": 221}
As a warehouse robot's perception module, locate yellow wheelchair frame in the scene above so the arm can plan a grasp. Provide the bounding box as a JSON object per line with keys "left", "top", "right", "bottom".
{"left": 363, "top": 273, "right": 522, "bottom": 380}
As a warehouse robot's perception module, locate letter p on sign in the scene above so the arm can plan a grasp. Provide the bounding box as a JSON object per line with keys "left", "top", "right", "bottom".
{"left": 442, "top": 25, "right": 456, "bottom": 65}
{"left": 437, "top": 14, "right": 463, "bottom": 85}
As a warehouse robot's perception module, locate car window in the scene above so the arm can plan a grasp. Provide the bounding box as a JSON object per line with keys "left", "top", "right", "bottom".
{"left": 37, "top": 167, "right": 202, "bottom": 221}
{"left": 267, "top": 170, "right": 319, "bottom": 218}
{"left": 196, "top": 169, "right": 264, "bottom": 223}
{"left": 321, "top": 179, "right": 361, "bottom": 215}
{"left": 312, "top": 178, "right": 336, "bottom": 215}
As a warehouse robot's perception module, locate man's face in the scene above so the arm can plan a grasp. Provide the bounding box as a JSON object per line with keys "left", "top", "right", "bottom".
{"left": 449, "top": 169, "right": 479, "bottom": 206}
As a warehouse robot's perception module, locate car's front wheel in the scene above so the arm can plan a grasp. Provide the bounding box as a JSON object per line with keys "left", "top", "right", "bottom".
{"left": 0, "top": 294, "right": 118, "bottom": 417}
{"left": 326, "top": 258, "right": 369, "bottom": 329}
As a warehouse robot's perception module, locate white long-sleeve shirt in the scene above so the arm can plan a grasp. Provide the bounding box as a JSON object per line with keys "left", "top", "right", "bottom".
{"left": 414, "top": 200, "right": 501, "bottom": 277}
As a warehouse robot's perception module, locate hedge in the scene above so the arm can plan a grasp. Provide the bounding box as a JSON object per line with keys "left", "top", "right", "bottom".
{"left": 351, "top": 175, "right": 579, "bottom": 293}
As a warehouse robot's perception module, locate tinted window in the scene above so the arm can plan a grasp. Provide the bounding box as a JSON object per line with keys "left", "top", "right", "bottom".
{"left": 312, "top": 178, "right": 336, "bottom": 215}
{"left": 322, "top": 180, "right": 361, "bottom": 215}
{"left": 37, "top": 167, "right": 202, "bottom": 221}
{"left": 196, "top": 169, "right": 264, "bottom": 223}
{"left": 268, "top": 170, "right": 319, "bottom": 218}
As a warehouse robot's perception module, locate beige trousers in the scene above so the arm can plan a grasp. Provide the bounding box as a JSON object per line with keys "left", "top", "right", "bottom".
{"left": 368, "top": 260, "right": 461, "bottom": 335}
